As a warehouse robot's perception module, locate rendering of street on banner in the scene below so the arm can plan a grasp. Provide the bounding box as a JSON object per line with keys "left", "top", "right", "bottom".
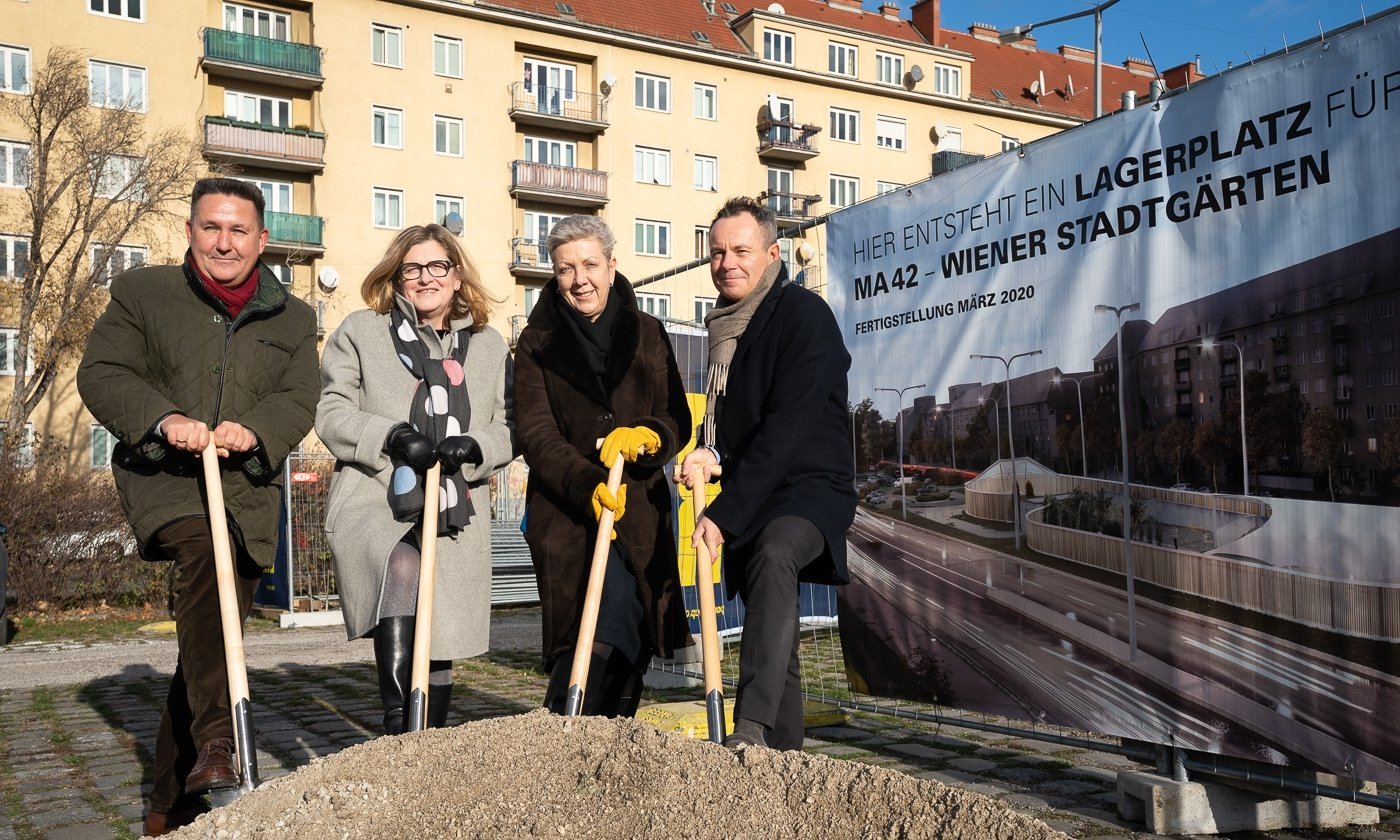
{"left": 827, "top": 9, "right": 1400, "bottom": 785}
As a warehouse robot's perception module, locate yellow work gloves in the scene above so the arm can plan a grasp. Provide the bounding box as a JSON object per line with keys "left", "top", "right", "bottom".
{"left": 591, "top": 482, "right": 627, "bottom": 539}
{"left": 599, "top": 425, "right": 661, "bottom": 466}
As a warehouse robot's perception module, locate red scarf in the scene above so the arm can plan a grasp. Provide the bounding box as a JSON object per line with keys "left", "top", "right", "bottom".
{"left": 188, "top": 254, "right": 259, "bottom": 318}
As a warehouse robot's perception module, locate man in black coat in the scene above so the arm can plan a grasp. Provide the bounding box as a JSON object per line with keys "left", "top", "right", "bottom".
{"left": 677, "top": 196, "right": 856, "bottom": 750}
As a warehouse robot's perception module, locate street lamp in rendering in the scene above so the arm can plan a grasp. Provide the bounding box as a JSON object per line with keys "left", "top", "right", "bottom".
{"left": 1200, "top": 337, "right": 1250, "bottom": 496}
{"left": 1094, "top": 302, "right": 1141, "bottom": 661}
{"left": 998, "top": 0, "right": 1125, "bottom": 119}
{"left": 979, "top": 396, "right": 1002, "bottom": 461}
{"left": 1051, "top": 373, "right": 1092, "bottom": 477}
{"left": 970, "top": 350, "right": 1042, "bottom": 550}
{"left": 876, "top": 384, "right": 926, "bottom": 519}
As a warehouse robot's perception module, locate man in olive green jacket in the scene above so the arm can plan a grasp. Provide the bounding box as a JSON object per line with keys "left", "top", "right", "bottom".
{"left": 77, "top": 178, "right": 318, "bottom": 836}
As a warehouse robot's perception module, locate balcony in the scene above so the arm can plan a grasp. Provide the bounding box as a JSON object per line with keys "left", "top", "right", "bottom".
{"left": 758, "top": 190, "right": 821, "bottom": 225}
{"left": 510, "top": 314, "right": 528, "bottom": 348}
{"left": 1271, "top": 334, "right": 1288, "bottom": 351}
{"left": 204, "top": 116, "right": 325, "bottom": 172}
{"left": 792, "top": 263, "right": 821, "bottom": 289}
{"left": 507, "top": 82, "right": 607, "bottom": 134}
{"left": 1331, "top": 322, "right": 1350, "bottom": 341}
{"left": 202, "top": 29, "right": 323, "bottom": 89}
{"left": 1174, "top": 356, "right": 1191, "bottom": 371}
{"left": 1274, "top": 363, "right": 1290, "bottom": 382}
{"left": 757, "top": 119, "right": 821, "bottom": 162}
{"left": 1334, "top": 386, "right": 1352, "bottom": 403}
{"left": 509, "top": 238, "right": 554, "bottom": 279}
{"left": 1174, "top": 381, "right": 1191, "bottom": 393}
{"left": 509, "top": 160, "right": 608, "bottom": 208}
{"left": 931, "top": 149, "right": 987, "bottom": 175}
{"left": 263, "top": 211, "right": 324, "bottom": 255}
{"left": 1333, "top": 354, "right": 1351, "bottom": 373}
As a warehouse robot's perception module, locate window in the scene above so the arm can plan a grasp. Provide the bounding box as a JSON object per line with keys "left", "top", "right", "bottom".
{"left": 940, "top": 126, "right": 963, "bottom": 151}
{"left": 634, "top": 73, "right": 670, "bottom": 112}
{"left": 96, "top": 155, "right": 143, "bottom": 199}
{"left": 224, "top": 3, "right": 290, "bottom": 39}
{"left": 433, "top": 35, "right": 463, "bottom": 78}
{"left": 1384, "top": 369, "right": 1399, "bottom": 387}
{"left": 524, "top": 211, "right": 566, "bottom": 266}
{"left": 693, "top": 226, "right": 710, "bottom": 259}
{"left": 877, "top": 180, "right": 903, "bottom": 195}
{"left": 633, "top": 146, "right": 671, "bottom": 185}
{"left": 434, "top": 195, "right": 464, "bottom": 226}
{"left": 0, "top": 45, "right": 31, "bottom": 94}
{"left": 89, "top": 60, "right": 145, "bottom": 110}
{"left": 634, "top": 220, "right": 670, "bottom": 257}
{"left": 829, "top": 108, "right": 859, "bottom": 143}
{"left": 764, "top": 29, "right": 794, "bottom": 65}
{"left": 372, "top": 187, "right": 403, "bottom": 229}
{"left": 1312, "top": 348, "right": 1325, "bottom": 364}
{"left": 0, "top": 235, "right": 28, "bottom": 279}
{"left": 372, "top": 106, "right": 403, "bottom": 148}
{"left": 1385, "top": 334, "right": 1396, "bottom": 353}
{"left": 694, "top": 296, "right": 715, "bottom": 323}
{"left": 636, "top": 292, "right": 670, "bottom": 319}
{"left": 243, "top": 177, "right": 292, "bottom": 213}
{"left": 90, "top": 243, "right": 146, "bottom": 287}
{"left": 875, "top": 115, "right": 906, "bottom": 150}
{"left": 434, "top": 115, "right": 463, "bottom": 156}
{"left": 829, "top": 175, "right": 858, "bottom": 209}
{"left": 91, "top": 424, "right": 117, "bottom": 468}
{"left": 89, "top": 0, "right": 142, "bottom": 21}
{"left": 0, "top": 140, "right": 29, "bottom": 188}
{"left": 1383, "top": 300, "right": 1396, "bottom": 318}
{"left": 0, "top": 327, "right": 29, "bottom": 375}
{"left": 693, "top": 83, "right": 717, "bottom": 120}
{"left": 264, "top": 263, "right": 291, "bottom": 286}
{"left": 371, "top": 23, "right": 402, "bottom": 68}
{"left": 0, "top": 421, "right": 34, "bottom": 466}
{"left": 523, "top": 136, "right": 576, "bottom": 167}
{"left": 523, "top": 285, "right": 542, "bottom": 316}
{"left": 766, "top": 166, "right": 794, "bottom": 214}
{"left": 828, "top": 42, "right": 856, "bottom": 77}
{"left": 1001, "top": 136, "right": 1020, "bottom": 153}
{"left": 522, "top": 58, "right": 576, "bottom": 114}
{"left": 224, "top": 90, "right": 291, "bottom": 127}
{"left": 933, "top": 63, "right": 961, "bottom": 96}
{"left": 693, "top": 154, "right": 717, "bottom": 192}
{"left": 875, "top": 51, "right": 903, "bottom": 86}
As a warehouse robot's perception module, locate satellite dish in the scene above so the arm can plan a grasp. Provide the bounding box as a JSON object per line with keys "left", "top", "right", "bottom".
{"left": 908, "top": 64, "right": 924, "bottom": 82}
{"left": 318, "top": 266, "right": 340, "bottom": 290}
{"left": 797, "top": 242, "right": 817, "bottom": 262}
{"left": 443, "top": 211, "right": 464, "bottom": 235}
{"left": 1029, "top": 79, "right": 1041, "bottom": 96}
{"left": 600, "top": 72, "right": 617, "bottom": 94}
{"left": 931, "top": 122, "right": 949, "bottom": 141}
{"left": 767, "top": 2, "right": 785, "bottom": 13}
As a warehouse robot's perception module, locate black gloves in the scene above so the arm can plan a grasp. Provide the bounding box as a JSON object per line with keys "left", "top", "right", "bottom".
{"left": 436, "top": 436, "right": 483, "bottom": 474}
{"left": 385, "top": 423, "right": 437, "bottom": 471}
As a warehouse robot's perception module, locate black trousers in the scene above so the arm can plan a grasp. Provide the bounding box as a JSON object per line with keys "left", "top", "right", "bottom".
{"left": 147, "top": 517, "right": 261, "bottom": 813}
{"left": 732, "top": 515, "right": 825, "bottom": 751}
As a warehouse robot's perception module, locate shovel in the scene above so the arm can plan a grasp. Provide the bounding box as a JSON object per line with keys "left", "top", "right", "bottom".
{"left": 564, "top": 446, "right": 626, "bottom": 717}
{"left": 200, "top": 440, "right": 259, "bottom": 798}
{"left": 689, "top": 472, "right": 727, "bottom": 743}
{"left": 406, "top": 462, "right": 443, "bottom": 732}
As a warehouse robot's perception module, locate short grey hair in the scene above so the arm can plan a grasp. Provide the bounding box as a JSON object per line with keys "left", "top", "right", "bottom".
{"left": 545, "top": 215, "right": 616, "bottom": 260}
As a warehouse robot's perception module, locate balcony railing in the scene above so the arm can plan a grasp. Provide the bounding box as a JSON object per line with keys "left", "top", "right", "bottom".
{"left": 509, "top": 160, "right": 608, "bottom": 207}
{"left": 792, "top": 263, "right": 821, "bottom": 289}
{"left": 507, "top": 82, "right": 608, "bottom": 133}
{"left": 265, "top": 211, "right": 323, "bottom": 248}
{"left": 203, "top": 28, "right": 322, "bottom": 80}
{"left": 758, "top": 190, "right": 821, "bottom": 223}
{"left": 757, "top": 119, "right": 820, "bottom": 161}
{"left": 203, "top": 116, "right": 325, "bottom": 171}
{"left": 1274, "top": 364, "right": 1290, "bottom": 382}
{"left": 509, "top": 237, "right": 554, "bottom": 277}
{"left": 1271, "top": 334, "right": 1289, "bottom": 351}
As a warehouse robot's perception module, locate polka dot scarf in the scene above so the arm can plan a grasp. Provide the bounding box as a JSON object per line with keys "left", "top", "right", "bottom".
{"left": 387, "top": 307, "right": 476, "bottom": 534}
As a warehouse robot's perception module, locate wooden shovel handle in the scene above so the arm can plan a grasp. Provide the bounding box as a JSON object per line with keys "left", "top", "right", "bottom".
{"left": 200, "top": 442, "right": 251, "bottom": 735}
{"left": 409, "top": 462, "right": 443, "bottom": 709}
{"left": 566, "top": 450, "right": 626, "bottom": 713}
{"left": 689, "top": 474, "right": 724, "bottom": 700}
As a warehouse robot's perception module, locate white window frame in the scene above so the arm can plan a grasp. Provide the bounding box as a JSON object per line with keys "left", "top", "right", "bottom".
{"left": 434, "top": 194, "right": 464, "bottom": 227}
{"left": 875, "top": 51, "right": 903, "bottom": 86}
{"left": 0, "top": 45, "right": 32, "bottom": 95}
{"left": 694, "top": 296, "right": 715, "bottom": 323}
{"left": 0, "top": 420, "right": 34, "bottom": 466}
{"left": 371, "top": 23, "right": 403, "bottom": 69}
{"left": 0, "top": 140, "right": 29, "bottom": 189}
{"left": 829, "top": 174, "right": 858, "bottom": 209}
{"left": 522, "top": 58, "right": 577, "bottom": 114}
{"left": 372, "top": 187, "right": 404, "bottom": 229}
{"left": 877, "top": 180, "right": 903, "bottom": 195}
{"left": 88, "top": 60, "right": 146, "bottom": 111}
{"left": 634, "top": 72, "right": 670, "bottom": 113}
{"left": 90, "top": 423, "right": 117, "bottom": 469}
{"left": 829, "top": 107, "right": 859, "bottom": 144}
{"left": 433, "top": 35, "right": 463, "bottom": 78}
{"left": 693, "top": 83, "right": 717, "bottom": 120}
{"left": 224, "top": 90, "right": 291, "bottom": 127}
{"left": 764, "top": 29, "right": 794, "bottom": 65}
{"left": 1001, "top": 136, "right": 1021, "bottom": 153}
{"left": 523, "top": 285, "right": 543, "bottom": 316}
{"left": 693, "top": 154, "right": 717, "bottom": 192}
{"left": 242, "top": 177, "right": 293, "bottom": 213}
{"left": 636, "top": 292, "right": 670, "bottom": 320}
{"left": 0, "top": 327, "right": 33, "bottom": 376}
{"left": 90, "top": 243, "right": 147, "bottom": 288}
{"left": 634, "top": 219, "right": 670, "bottom": 258}
{"left": 693, "top": 225, "right": 710, "bottom": 260}
{"left": 523, "top": 136, "right": 576, "bottom": 168}
{"left": 0, "top": 234, "right": 28, "bottom": 280}
{"left": 934, "top": 62, "right": 961, "bottom": 96}
{"left": 633, "top": 146, "right": 671, "bottom": 186}
{"left": 96, "top": 155, "right": 143, "bottom": 200}
{"left": 828, "top": 41, "right": 857, "bottom": 77}
{"left": 224, "top": 3, "right": 288, "bottom": 39}
{"left": 524, "top": 210, "right": 567, "bottom": 266}
{"left": 89, "top": 0, "right": 143, "bottom": 22}
{"left": 372, "top": 105, "right": 403, "bottom": 149}
{"left": 875, "top": 115, "right": 906, "bottom": 150}
{"left": 434, "top": 114, "right": 464, "bottom": 157}
{"left": 941, "top": 125, "right": 963, "bottom": 151}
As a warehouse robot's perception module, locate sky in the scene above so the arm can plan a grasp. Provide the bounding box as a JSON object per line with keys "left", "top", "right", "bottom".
{"left": 869, "top": 0, "right": 1379, "bottom": 76}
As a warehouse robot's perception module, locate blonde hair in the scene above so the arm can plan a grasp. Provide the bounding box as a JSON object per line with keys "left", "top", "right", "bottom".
{"left": 360, "top": 224, "right": 495, "bottom": 329}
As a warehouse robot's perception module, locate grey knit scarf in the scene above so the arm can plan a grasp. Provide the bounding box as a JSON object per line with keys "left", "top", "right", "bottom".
{"left": 700, "top": 259, "right": 784, "bottom": 445}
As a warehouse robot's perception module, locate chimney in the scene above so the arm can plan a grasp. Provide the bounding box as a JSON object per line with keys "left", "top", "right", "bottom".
{"left": 1124, "top": 56, "right": 1155, "bottom": 76}
{"left": 1160, "top": 59, "right": 1206, "bottom": 89}
{"left": 826, "top": 0, "right": 862, "bottom": 10}
{"left": 909, "top": 0, "right": 939, "bottom": 42}
{"left": 879, "top": 2, "right": 900, "bottom": 20}
{"left": 1060, "top": 44, "right": 1093, "bottom": 62}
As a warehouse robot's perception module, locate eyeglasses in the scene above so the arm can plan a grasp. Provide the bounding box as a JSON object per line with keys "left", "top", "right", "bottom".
{"left": 399, "top": 260, "right": 453, "bottom": 280}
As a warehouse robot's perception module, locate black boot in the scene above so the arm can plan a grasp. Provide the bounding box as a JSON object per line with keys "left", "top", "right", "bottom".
{"left": 542, "top": 648, "right": 609, "bottom": 715}
{"left": 373, "top": 616, "right": 414, "bottom": 735}
{"left": 427, "top": 682, "right": 453, "bottom": 728}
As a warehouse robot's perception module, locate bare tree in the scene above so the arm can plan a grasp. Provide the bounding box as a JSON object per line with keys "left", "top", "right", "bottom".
{"left": 1301, "top": 409, "right": 1345, "bottom": 502}
{"left": 1, "top": 45, "right": 207, "bottom": 438}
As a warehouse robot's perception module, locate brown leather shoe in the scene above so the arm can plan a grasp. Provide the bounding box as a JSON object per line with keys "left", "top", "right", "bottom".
{"left": 184, "top": 737, "right": 239, "bottom": 793}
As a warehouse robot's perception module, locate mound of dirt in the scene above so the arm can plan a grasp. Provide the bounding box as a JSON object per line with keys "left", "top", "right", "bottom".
{"left": 168, "top": 710, "right": 1070, "bottom": 839}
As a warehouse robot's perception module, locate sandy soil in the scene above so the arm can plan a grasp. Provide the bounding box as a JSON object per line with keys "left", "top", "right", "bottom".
{"left": 166, "top": 710, "right": 1070, "bottom": 839}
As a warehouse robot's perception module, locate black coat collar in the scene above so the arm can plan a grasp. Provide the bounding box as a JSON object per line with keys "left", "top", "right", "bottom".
{"left": 528, "top": 272, "right": 644, "bottom": 406}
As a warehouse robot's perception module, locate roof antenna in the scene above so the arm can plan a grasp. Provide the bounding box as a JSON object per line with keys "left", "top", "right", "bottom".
{"left": 1138, "top": 33, "right": 1168, "bottom": 88}
{"left": 1282, "top": 33, "right": 1289, "bottom": 53}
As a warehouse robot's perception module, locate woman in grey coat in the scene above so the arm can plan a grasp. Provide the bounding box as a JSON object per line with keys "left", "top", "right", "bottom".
{"left": 317, "top": 224, "right": 513, "bottom": 733}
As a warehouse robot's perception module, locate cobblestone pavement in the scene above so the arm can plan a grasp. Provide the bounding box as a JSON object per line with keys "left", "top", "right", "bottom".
{"left": 0, "top": 621, "right": 1397, "bottom": 840}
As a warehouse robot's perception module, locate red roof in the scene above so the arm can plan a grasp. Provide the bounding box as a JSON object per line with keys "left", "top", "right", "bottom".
{"left": 477, "top": 0, "right": 752, "bottom": 55}
{"left": 729, "top": 0, "right": 929, "bottom": 46}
